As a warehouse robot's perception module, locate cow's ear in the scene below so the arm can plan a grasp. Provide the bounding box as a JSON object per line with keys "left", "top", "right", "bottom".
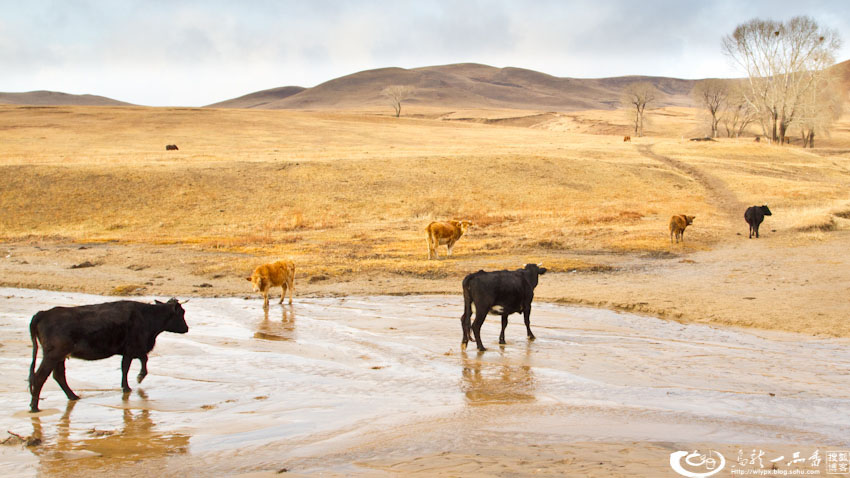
{"left": 246, "top": 277, "right": 252, "bottom": 281}
{"left": 155, "top": 300, "right": 163, "bottom": 304}
{"left": 539, "top": 268, "right": 547, "bottom": 275}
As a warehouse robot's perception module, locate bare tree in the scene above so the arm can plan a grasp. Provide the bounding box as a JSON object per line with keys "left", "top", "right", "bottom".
{"left": 722, "top": 16, "right": 841, "bottom": 145}
{"left": 721, "top": 85, "right": 758, "bottom": 138}
{"left": 621, "top": 82, "right": 658, "bottom": 137}
{"left": 797, "top": 72, "right": 843, "bottom": 147}
{"left": 691, "top": 79, "right": 728, "bottom": 138}
{"left": 382, "top": 85, "right": 414, "bottom": 117}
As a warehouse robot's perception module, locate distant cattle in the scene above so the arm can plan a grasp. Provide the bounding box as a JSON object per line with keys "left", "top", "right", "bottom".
{"left": 28, "top": 299, "right": 189, "bottom": 412}
{"left": 461, "top": 264, "right": 547, "bottom": 352}
{"left": 754, "top": 136, "right": 761, "bottom": 143}
{"left": 623, "top": 135, "right": 631, "bottom": 142}
{"left": 745, "top": 205, "right": 772, "bottom": 239}
{"left": 426, "top": 220, "right": 472, "bottom": 259}
{"left": 248, "top": 260, "right": 295, "bottom": 308}
{"left": 165, "top": 144, "right": 179, "bottom": 151}
{"left": 669, "top": 215, "right": 695, "bottom": 244}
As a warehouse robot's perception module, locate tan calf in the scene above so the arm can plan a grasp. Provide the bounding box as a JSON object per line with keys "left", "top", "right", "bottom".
{"left": 426, "top": 220, "right": 472, "bottom": 259}
{"left": 247, "top": 260, "right": 295, "bottom": 308}
{"left": 669, "top": 215, "right": 695, "bottom": 244}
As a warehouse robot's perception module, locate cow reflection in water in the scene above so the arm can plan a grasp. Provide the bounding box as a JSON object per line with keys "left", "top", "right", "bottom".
{"left": 29, "top": 390, "right": 189, "bottom": 473}
{"left": 253, "top": 304, "right": 296, "bottom": 342}
{"left": 460, "top": 353, "right": 537, "bottom": 405}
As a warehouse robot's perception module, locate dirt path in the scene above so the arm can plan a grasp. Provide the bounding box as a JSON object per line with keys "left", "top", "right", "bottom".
{"left": 637, "top": 143, "right": 746, "bottom": 224}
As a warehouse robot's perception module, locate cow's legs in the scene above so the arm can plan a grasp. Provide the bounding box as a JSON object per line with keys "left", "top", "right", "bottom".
{"left": 137, "top": 355, "right": 148, "bottom": 383}
{"left": 499, "top": 313, "right": 509, "bottom": 344}
{"left": 52, "top": 360, "right": 79, "bottom": 401}
{"left": 288, "top": 277, "right": 295, "bottom": 304}
{"left": 472, "top": 307, "right": 488, "bottom": 351}
{"left": 29, "top": 358, "right": 58, "bottom": 412}
{"left": 460, "top": 314, "right": 470, "bottom": 350}
{"left": 446, "top": 240, "right": 455, "bottom": 257}
{"left": 748, "top": 224, "right": 754, "bottom": 239}
{"left": 524, "top": 306, "right": 535, "bottom": 340}
{"left": 121, "top": 355, "right": 133, "bottom": 393}
{"left": 755, "top": 223, "right": 760, "bottom": 238}
{"left": 262, "top": 289, "right": 270, "bottom": 309}
{"left": 279, "top": 284, "right": 287, "bottom": 304}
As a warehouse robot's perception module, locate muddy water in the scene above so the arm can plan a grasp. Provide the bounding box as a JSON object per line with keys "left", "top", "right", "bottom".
{"left": 1, "top": 288, "right": 849, "bottom": 477}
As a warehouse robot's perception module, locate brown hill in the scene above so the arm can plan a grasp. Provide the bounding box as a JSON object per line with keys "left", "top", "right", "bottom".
{"left": 0, "top": 90, "right": 133, "bottom": 106}
{"left": 831, "top": 59, "right": 850, "bottom": 95}
{"left": 206, "top": 86, "right": 306, "bottom": 108}
{"left": 215, "top": 63, "right": 700, "bottom": 112}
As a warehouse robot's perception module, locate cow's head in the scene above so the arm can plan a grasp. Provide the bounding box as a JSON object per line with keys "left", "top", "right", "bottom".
{"left": 522, "top": 263, "right": 547, "bottom": 288}
{"left": 459, "top": 220, "right": 473, "bottom": 234}
{"left": 156, "top": 298, "right": 189, "bottom": 334}
{"left": 247, "top": 273, "right": 267, "bottom": 293}
{"left": 685, "top": 215, "right": 695, "bottom": 225}
{"left": 760, "top": 205, "right": 772, "bottom": 216}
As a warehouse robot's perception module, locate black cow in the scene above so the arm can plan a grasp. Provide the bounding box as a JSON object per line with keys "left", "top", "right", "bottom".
{"left": 165, "top": 144, "right": 179, "bottom": 151}
{"left": 745, "top": 205, "right": 773, "bottom": 239}
{"left": 461, "top": 264, "right": 547, "bottom": 352}
{"left": 28, "top": 299, "right": 189, "bottom": 412}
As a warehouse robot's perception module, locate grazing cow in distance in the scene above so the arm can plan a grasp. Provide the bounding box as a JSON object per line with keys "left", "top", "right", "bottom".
{"left": 165, "top": 144, "right": 179, "bottom": 151}
{"left": 623, "top": 135, "right": 631, "bottom": 142}
{"left": 461, "top": 264, "right": 547, "bottom": 352}
{"left": 669, "top": 215, "right": 695, "bottom": 244}
{"left": 426, "top": 220, "right": 472, "bottom": 259}
{"left": 247, "top": 260, "right": 295, "bottom": 308}
{"left": 745, "top": 205, "right": 772, "bottom": 239}
{"left": 28, "top": 299, "right": 189, "bottom": 412}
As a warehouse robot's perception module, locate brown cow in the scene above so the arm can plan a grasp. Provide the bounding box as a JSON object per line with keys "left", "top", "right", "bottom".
{"left": 247, "top": 260, "right": 295, "bottom": 308}
{"left": 669, "top": 215, "right": 695, "bottom": 243}
{"left": 623, "top": 135, "right": 631, "bottom": 142}
{"left": 165, "top": 144, "right": 179, "bottom": 151}
{"left": 426, "top": 220, "right": 472, "bottom": 259}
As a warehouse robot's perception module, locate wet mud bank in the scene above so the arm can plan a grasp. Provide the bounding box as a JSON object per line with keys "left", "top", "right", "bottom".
{"left": 2, "top": 288, "right": 849, "bottom": 477}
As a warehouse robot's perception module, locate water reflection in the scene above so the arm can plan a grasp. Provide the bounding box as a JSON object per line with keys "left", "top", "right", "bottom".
{"left": 460, "top": 349, "right": 537, "bottom": 405}
{"left": 253, "top": 304, "right": 296, "bottom": 342}
{"left": 29, "top": 390, "right": 189, "bottom": 474}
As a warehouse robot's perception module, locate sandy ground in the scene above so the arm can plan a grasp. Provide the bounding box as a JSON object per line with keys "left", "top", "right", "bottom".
{"left": 1, "top": 291, "right": 849, "bottom": 477}
{"left": 2, "top": 227, "right": 850, "bottom": 338}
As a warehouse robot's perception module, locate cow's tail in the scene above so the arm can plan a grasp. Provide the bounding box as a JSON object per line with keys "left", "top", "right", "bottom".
{"left": 28, "top": 314, "right": 40, "bottom": 395}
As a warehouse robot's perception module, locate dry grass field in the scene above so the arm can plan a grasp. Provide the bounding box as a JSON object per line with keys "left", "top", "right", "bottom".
{"left": 2, "top": 103, "right": 850, "bottom": 335}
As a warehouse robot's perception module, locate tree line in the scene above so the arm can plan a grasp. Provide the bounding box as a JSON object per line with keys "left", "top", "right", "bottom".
{"left": 624, "top": 16, "right": 843, "bottom": 147}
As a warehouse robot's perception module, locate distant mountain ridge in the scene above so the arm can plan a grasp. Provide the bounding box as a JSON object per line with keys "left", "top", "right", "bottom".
{"left": 3, "top": 60, "right": 848, "bottom": 110}
{"left": 210, "top": 63, "right": 699, "bottom": 112}
{"left": 209, "top": 60, "right": 850, "bottom": 112}
{"left": 0, "top": 90, "right": 133, "bottom": 106}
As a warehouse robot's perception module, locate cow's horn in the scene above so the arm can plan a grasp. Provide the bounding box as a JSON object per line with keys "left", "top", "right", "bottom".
{"left": 179, "top": 299, "right": 190, "bottom": 304}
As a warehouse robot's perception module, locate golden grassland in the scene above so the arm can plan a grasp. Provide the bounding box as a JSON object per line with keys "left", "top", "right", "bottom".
{"left": 1, "top": 103, "right": 850, "bottom": 282}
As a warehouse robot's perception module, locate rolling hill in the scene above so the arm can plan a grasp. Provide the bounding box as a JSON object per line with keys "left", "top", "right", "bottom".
{"left": 210, "top": 63, "right": 699, "bottom": 112}
{"left": 0, "top": 90, "right": 133, "bottom": 106}
{"left": 205, "top": 86, "right": 306, "bottom": 108}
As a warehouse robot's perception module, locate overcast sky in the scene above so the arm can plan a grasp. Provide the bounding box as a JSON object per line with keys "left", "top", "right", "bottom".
{"left": 2, "top": 0, "right": 848, "bottom": 106}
